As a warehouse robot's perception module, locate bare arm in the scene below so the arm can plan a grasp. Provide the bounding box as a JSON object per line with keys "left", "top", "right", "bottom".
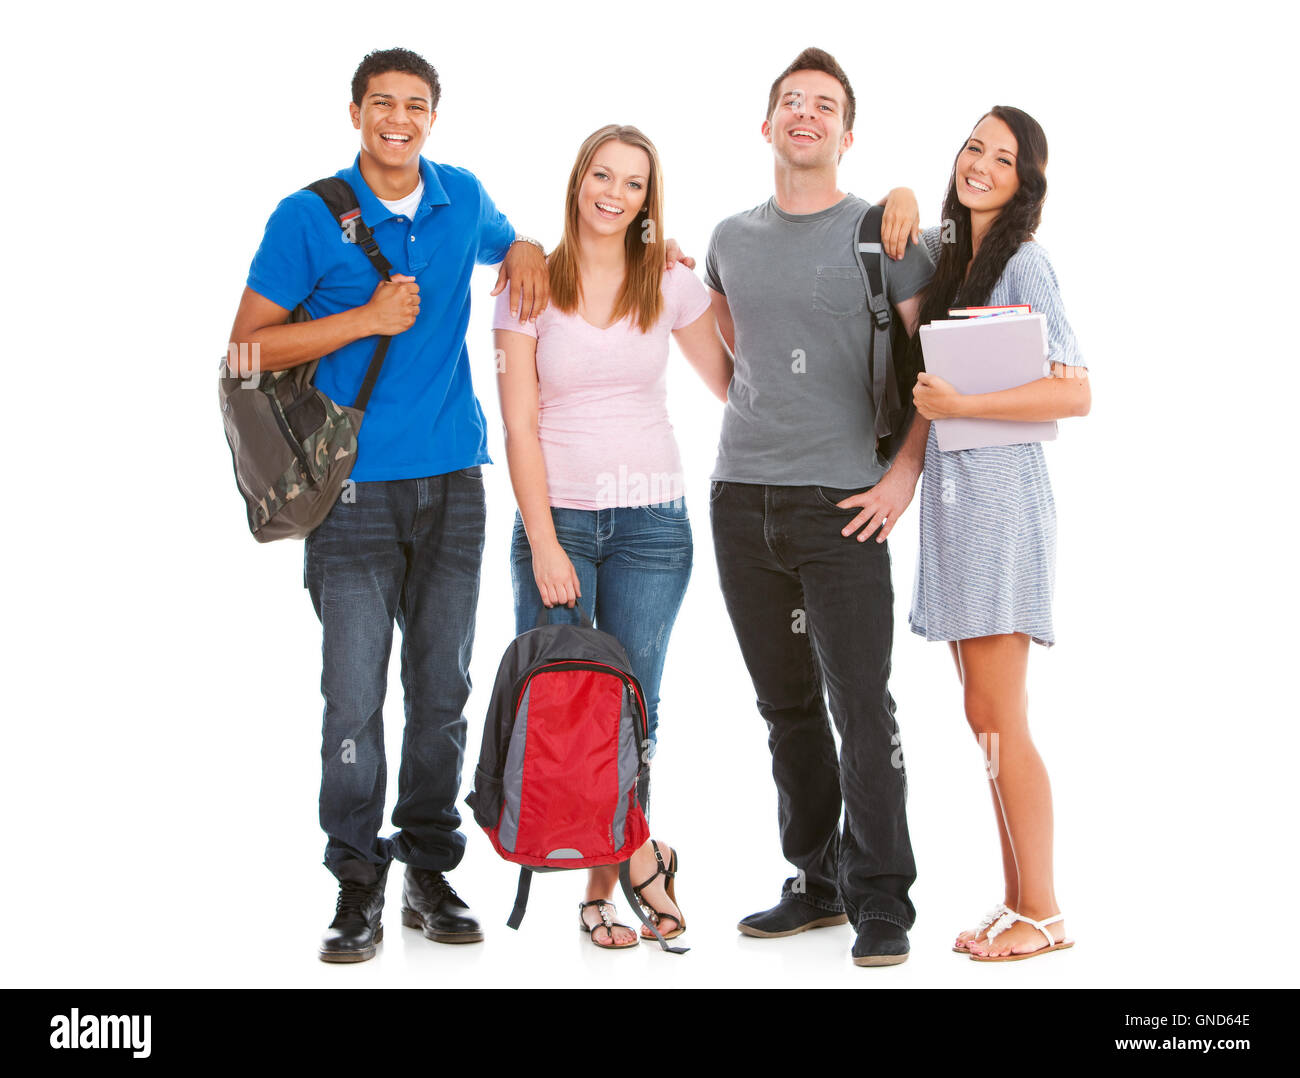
{"left": 671, "top": 308, "right": 733, "bottom": 402}
{"left": 836, "top": 291, "right": 928, "bottom": 542}
{"left": 893, "top": 293, "right": 923, "bottom": 338}
{"left": 914, "top": 362, "right": 1091, "bottom": 422}
{"left": 226, "top": 278, "right": 419, "bottom": 374}
{"left": 918, "top": 245, "right": 1091, "bottom": 422}
{"left": 494, "top": 328, "right": 580, "bottom": 608}
{"left": 707, "top": 287, "right": 736, "bottom": 355}
{"left": 878, "top": 187, "right": 922, "bottom": 261}
{"left": 884, "top": 411, "right": 930, "bottom": 485}
{"left": 489, "top": 241, "right": 551, "bottom": 323}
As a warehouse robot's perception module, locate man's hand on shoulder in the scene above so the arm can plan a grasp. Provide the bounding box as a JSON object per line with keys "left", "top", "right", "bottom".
{"left": 492, "top": 239, "right": 550, "bottom": 323}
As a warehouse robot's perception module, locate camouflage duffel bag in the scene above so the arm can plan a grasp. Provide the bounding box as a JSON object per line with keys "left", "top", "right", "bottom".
{"left": 219, "top": 177, "right": 391, "bottom": 543}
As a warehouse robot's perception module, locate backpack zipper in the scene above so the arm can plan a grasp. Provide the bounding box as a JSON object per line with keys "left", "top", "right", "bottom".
{"left": 266, "top": 382, "right": 317, "bottom": 486}
{"left": 514, "top": 660, "right": 648, "bottom": 743}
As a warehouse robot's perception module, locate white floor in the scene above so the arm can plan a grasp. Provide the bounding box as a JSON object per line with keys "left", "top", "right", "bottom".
{"left": 9, "top": 437, "right": 1297, "bottom": 991}
{"left": 10, "top": 805, "right": 1285, "bottom": 990}
{"left": 11, "top": 551, "right": 1292, "bottom": 989}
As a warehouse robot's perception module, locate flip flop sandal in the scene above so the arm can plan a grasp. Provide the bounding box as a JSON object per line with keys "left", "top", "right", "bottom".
{"left": 578, "top": 900, "right": 639, "bottom": 950}
{"left": 631, "top": 839, "right": 686, "bottom": 941}
{"left": 968, "top": 909, "right": 1075, "bottom": 962}
{"left": 952, "top": 902, "right": 1011, "bottom": 953}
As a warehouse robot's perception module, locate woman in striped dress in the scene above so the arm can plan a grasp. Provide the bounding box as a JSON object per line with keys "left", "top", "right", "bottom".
{"left": 906, "top": 106, "right": 1090, "bottom": 961}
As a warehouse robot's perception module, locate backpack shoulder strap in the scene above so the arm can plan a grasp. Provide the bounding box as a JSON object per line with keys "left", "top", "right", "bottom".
{"left": 854, "top": 205, "right": 898, "bottom": 437}
{"left": 304, "top": 177, "right": 394, "bottom": 282}
{"left": 301, "top": 177, "right": 393, "bottom": 412}
{"left": 855, "top": 204, "right": 891, "bottom": 331}
{"left": 507, "top": 867, "right": 532, "bottom": 930}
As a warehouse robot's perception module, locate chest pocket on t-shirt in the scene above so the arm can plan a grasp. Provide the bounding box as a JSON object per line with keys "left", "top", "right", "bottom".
{"left": 812, "top": 266, "right": 866, "bottom": 318}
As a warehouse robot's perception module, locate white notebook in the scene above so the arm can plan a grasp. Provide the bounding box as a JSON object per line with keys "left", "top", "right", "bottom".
{"left": 919, "top": 313, "right": 1058, "bottom": 452}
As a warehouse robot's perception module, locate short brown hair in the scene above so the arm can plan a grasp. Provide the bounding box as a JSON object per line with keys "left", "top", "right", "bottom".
{"left": 766, "top": 47, "right": 856, "bottom": 132}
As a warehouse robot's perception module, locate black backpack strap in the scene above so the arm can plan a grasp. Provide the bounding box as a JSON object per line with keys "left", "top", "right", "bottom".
{"left": 532, "top": 598, "right": 595, "bottom": 630}
{"left": 856, "top": 205, "right": 891, "bottom": 332}
{"left": 855, "top": 205, "right": 902, "bottom": 440}
{"left": 507, "top": 867, "right": 533, "bottom": 930}
{"left": 302, "top": 177, "right": 393, "bottom": 412}
{"left": 304, "top": 177, "right": 394, "bottom": 280}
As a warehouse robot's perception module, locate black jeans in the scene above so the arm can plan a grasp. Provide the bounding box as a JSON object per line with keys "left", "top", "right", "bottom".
{"left": 710, "top": 481, "right": 916, "bottom": 930}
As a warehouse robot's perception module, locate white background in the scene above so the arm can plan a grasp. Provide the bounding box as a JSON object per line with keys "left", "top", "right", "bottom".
{"left": 2, "top": 0, "right": 1295, "bottom": 990}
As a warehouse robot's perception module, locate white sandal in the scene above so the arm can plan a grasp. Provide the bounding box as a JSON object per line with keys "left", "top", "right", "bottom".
{"left": 968, "top": 908, "right": 1074, "bottom": 962}
{"left": 952, "top": 902, "right": 1011, "bottom": 954}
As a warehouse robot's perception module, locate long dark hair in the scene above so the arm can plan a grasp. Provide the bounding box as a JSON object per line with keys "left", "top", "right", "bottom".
{"left": 917, "top": 105, "right": 1049, "bottom": 328}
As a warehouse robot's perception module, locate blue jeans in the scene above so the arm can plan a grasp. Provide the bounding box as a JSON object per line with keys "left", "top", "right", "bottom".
{"left": 510, "top": 502, "right": 693, "bottom": 776}
{"left": 304, "top": 468, "right": 486, "bottom": 885}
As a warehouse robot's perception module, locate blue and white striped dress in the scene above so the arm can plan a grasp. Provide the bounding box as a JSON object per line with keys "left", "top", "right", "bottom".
{"left": 908, "top": 227, "right": 1086, "bottom": 648}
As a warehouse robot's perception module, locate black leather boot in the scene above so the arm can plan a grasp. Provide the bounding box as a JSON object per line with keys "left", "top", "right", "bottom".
{"left": 319, "top": 861, "right": 390, "bottom": 963}
{"left": 401, "top": 867, "right": 483, "bottom": 944}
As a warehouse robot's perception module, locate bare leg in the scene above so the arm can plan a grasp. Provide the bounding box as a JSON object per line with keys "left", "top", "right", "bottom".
{"left": 956, "top": 633, "right": 1066, "bottom": 958}
{"left": 950, "top": 642, "right": 1020, "bottom": 951}
{"left": 580, "top": 864, "right": 636, "bottom": 946}
{"left": 628, "top": 838, "right": 683, "bottom": 939}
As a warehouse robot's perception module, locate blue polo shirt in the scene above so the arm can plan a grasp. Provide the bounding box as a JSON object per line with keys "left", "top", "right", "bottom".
{"left": 247, "top": 154, "right": 515, "bottom": 481}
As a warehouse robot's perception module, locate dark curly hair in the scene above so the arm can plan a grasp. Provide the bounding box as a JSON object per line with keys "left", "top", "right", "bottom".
{"left": 917, "top": 105, "right": 1048, "bottom": 328}
{"left": 351, "top": 48, "right": 441, "bottom": 110}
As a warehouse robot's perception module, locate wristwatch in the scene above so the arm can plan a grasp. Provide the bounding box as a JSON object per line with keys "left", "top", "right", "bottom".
{"left": 511, "top": 234, "right": 545, "bottom": 253}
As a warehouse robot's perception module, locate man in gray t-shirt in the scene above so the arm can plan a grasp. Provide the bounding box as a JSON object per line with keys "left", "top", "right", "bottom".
{"left": 704, "top": 48, "right": 934, "bottom": 967}
{"left": 705, "top": 193, "right": 932, "bottom": 488}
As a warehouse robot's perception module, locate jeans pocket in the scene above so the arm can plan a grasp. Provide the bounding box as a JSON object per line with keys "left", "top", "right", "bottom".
{"left": 642, "top": 497, "right": 689, "bottom": 524}
{"left": 815, "top": 484, "right": 868, "bottom": 510}
{"left": 812, "top": 266, "right": 866, "bottom": 318}
{"left": 457, "top": 465, "right": 484, "bottom": 480}
{"left": 709, "top": 480, "right": 726, "bottom": 505}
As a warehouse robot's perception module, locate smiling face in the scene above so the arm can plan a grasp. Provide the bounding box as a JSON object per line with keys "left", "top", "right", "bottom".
{"left": 762, "top": 69, "right": 853, "bottom": 167}
{"left": 955, "top": 114, "right": 1020, "bottom": 214}
{"left": 349, "top": 70, "right": 436, "bottom": 172}
{"left": 575, "top": 139, "right": 651, "bottom": 240}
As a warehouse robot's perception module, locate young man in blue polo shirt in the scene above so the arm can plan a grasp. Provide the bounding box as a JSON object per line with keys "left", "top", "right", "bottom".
{"left": 229, "top": 48, "right": 549, "bottom": 963}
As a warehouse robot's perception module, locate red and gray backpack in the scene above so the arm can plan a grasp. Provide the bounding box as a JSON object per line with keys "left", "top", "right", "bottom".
{"left": 467, "top": 603, "right": 686, "bottom": 953}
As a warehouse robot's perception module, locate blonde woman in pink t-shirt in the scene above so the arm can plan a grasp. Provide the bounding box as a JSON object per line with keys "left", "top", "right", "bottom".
{"left": 494, "top": 124, "right": 733, "bottom": 949}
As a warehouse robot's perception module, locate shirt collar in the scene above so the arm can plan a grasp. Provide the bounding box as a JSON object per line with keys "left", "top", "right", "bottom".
{"left": 341, "top": 154, "right": 450, "bottom": 225}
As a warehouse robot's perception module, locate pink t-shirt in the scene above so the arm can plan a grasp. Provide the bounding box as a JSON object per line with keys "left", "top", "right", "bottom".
{"left": 492, "top": 264, "right": 712, "bottom": 510}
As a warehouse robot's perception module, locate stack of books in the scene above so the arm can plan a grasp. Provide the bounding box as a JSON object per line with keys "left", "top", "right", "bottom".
{"left": 919, "top": 306, "right": 1057, "bottom": 451}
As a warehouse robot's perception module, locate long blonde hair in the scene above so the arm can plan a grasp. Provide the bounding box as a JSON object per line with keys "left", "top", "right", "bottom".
{"left": 548, "top": 124, "right": 666, "bottom": 333}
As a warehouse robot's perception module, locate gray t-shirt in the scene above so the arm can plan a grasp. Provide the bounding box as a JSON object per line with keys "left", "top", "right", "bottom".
{"left": 705, "top": 193, "right": 935, "bottom": 488}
